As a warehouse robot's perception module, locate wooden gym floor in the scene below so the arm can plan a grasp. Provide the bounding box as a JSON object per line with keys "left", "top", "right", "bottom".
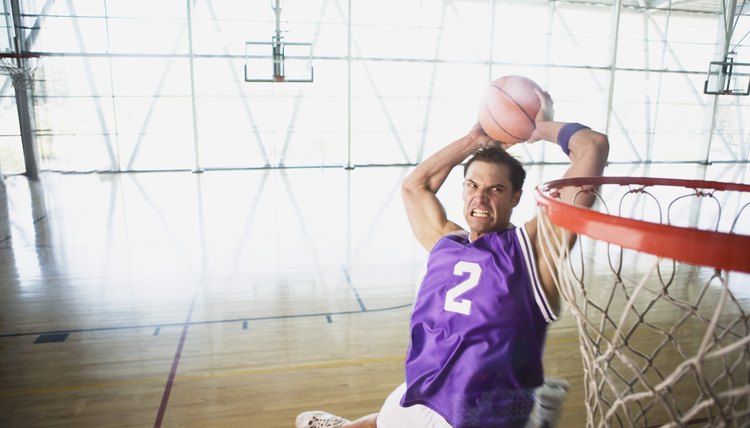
{"left": 0, "top": 162, "right": 748, "bottom": 427}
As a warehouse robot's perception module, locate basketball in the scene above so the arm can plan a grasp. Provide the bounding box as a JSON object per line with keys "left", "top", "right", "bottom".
{"left": 478, "top": 75, "right": 543, "bottom": 145}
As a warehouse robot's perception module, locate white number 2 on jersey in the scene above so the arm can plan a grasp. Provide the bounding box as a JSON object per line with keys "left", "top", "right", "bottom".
{"left": 444, "top": 261, "right": 482, "bottom": 315}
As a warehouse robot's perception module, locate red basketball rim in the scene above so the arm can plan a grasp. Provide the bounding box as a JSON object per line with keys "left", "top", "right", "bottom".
{"left": 534, "top": 176, "right": 750, "bottom": 274}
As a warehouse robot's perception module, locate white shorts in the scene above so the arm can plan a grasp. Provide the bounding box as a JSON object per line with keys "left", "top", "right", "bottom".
{"left": 376, "top": 383, "right": 452, "bottom": 428}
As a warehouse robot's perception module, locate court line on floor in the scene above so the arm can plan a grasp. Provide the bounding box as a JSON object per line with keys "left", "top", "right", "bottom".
{"left": 153, "top": 294, "right": 197, "bottom": 428}
{"left": 341, "top": 267, "right": 367, "bottom": 311}
{"left": 0, "top": 355, "right": 405, "bottom": 398}
{"left": 0, "top": 303, "right": 413, "bottom": 339}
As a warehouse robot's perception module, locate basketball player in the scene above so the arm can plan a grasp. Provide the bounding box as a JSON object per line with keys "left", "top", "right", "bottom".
{"left": 296, "top": 90, "right": 609, "bottom": 428}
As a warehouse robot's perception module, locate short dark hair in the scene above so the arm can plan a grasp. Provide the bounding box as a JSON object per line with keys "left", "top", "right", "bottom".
{"left": 463, "top": 146, "right": 526, "bottom": 192}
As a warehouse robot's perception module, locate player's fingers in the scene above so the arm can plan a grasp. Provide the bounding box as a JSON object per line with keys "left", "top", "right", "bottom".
{"left": 533, "top": 89, "right": 555, "bottom": 122}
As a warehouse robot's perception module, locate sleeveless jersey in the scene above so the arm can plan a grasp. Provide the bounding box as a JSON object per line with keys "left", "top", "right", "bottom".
{"left": 400, "top": 225, "right": 556, "bottom": 428}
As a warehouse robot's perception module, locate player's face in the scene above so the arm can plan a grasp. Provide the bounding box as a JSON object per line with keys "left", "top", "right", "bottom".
{"left": 462, "top": 161, "right": 521, "bottom": 240}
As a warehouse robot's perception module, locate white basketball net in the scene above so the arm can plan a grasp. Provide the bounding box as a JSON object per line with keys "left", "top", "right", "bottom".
{"left": 0, "top": 56, "right": 37, "bottom": 90}
{"left": 537, "top": 182, "right": 750, "bottom": 427}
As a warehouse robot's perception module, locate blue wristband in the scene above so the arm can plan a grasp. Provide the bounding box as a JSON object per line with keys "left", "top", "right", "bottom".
{"left": 557, "top": 123, "right": 590, "bottom": 156}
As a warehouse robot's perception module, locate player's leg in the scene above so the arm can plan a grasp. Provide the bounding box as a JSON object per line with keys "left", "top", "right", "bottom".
{"left": 295, "top": 382, "right": 451, "bottom": 428}
{"left": 376, "top": 383, "right": 451, "bottom": 428}
{"left": 344, "top": 414, "right": 378, "bottom": 427}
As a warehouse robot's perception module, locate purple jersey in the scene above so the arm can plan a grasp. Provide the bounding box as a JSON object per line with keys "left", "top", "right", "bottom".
{"left": 401, "top": 226, "right": 556, "bottom": 428}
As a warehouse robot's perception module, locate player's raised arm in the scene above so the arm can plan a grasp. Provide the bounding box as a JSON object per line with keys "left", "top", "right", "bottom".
{"left": 402, "top": 125, "right": 500, "bottom": 252}
{"left": 527, "top": 91, "right": 609, "bottom": 208}
{"left": 525, "top": 90, "right": 609, "bottom": 312}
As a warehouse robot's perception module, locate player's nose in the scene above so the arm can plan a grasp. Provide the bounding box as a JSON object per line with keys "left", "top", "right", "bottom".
{"left": 477, "top": 188, "right": 490, "bottom": 201}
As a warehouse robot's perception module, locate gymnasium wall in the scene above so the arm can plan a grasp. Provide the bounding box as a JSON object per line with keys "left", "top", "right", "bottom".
{"left": 0, "top": 0, "right": 748, "bottom": 173}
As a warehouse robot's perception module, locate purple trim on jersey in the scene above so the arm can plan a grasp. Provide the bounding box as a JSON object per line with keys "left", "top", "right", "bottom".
{"left": 401, "top": 226, "right": 551, "bottom": 428}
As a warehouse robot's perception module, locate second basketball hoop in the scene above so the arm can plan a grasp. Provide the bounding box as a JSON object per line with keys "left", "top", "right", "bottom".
{"left": 244, "top": 0, "right": 314, "bottom": 83}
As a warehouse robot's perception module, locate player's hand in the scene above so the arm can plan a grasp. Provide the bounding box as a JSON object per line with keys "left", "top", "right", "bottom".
{"left": 468, "top": 123, "right": 511, "bottom": 150}
{"left": 527, "top": 90, "right": 554, "bottom": 143}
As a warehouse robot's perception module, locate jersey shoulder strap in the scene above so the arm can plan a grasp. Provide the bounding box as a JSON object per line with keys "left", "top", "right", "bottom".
{"left": 516, "top": 225, "right": 557, "bottom": 323}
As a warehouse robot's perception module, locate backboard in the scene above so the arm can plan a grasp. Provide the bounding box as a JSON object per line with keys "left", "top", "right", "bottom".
{"left": 244, "top": 39, "right": 314, "bottom": 83}
{"left": 704, "top": 59, "right": 750, "bottom": 95}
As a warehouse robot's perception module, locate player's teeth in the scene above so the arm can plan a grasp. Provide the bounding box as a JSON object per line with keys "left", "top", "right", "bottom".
{"left": 473, "top": 209, "right": 490, "bottom": 217}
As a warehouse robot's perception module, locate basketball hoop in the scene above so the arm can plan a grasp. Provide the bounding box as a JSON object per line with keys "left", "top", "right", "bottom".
{"left": 704, "top": 56, "right": 750, "bottom": 96}
{"left": 244, "top": 0, "right": 314, "bottom": 83}
{"left": 0, "top": 53, "right": 40, "bottom": 90}
{"left": 535, "top": 176, "right": 750, "bottom": 427}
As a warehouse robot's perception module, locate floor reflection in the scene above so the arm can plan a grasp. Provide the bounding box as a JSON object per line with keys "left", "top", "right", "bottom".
{"left": 0, "top": 162, "right": 748, "bottom": 334}
{"left": 0, "top": 162, "right": 748, "bottom": 427}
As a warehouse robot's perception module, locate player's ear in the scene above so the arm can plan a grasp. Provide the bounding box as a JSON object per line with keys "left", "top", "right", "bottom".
{"left": 512, "top": 189, "right": 522, "bottom": 207}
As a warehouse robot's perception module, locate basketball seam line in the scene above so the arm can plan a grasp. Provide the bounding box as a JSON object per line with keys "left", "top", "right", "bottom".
{"left": 484, "top": 103, "right": 523, "bottom": 142}
{"left": 489, "top": 84, "right": 537, "bottom": 140}
{"left": 495, "top": 84, "right": 537, "bottom": 127}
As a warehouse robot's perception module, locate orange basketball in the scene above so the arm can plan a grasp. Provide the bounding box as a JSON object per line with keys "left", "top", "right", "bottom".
{"left": 478, "top": 75, "right": 542, "bottom": 145}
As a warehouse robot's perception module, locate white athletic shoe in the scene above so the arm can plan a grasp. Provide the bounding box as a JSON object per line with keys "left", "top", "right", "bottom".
{"left": 295, "top": 410, "right": 350, "bottom": 428}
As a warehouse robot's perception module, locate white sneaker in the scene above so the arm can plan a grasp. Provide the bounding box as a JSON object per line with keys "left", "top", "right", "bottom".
{"left": 295, "top": 410, "right": 350, "bottom": 428}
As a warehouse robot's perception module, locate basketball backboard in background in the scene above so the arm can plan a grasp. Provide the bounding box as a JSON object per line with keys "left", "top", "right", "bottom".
{"left": 244, "top": 40, "right": 314, "bottom": 83}
{"left": 243, "top": 0, "right": 314, "bottom": 83}
{"left": 704, "top": 59, "right": 750, "bottom": 95}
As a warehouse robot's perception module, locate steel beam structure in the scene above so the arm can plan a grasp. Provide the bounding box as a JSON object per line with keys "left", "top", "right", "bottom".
{"left": 9, "top": 0, "right": 39, "bottom": 179}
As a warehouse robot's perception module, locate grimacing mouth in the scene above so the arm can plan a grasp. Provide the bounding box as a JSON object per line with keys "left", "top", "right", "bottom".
{"left": 471, "top": 208, "right": 492, "bottom": 218}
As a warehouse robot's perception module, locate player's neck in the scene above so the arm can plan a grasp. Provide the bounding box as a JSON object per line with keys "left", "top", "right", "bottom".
{"left": 470, "top": 223, "right": 514, "bottom": 241}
